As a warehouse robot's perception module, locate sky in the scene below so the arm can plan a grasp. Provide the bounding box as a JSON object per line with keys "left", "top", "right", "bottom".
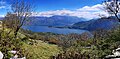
{"left": 0, "top": 0, "right": 108, "bottom": 19}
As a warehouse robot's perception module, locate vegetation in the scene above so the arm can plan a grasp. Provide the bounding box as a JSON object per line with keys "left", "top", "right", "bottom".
{"left": 22, "top": 40, "right": 61, "bottom": 59}
{"left": 0, "top": 0, "right": 120, "bottom": 59}
{"left": 18, "top": 27, "right": 120, "bottom": 59}
{"left": 51, "top": 27, "right": 120, "bottom": 59}
{"left": 0, "top": 27, "right": 61, "bottom": 59}
{"left": 1, "top": 16, "right": 120, "bottom": 59}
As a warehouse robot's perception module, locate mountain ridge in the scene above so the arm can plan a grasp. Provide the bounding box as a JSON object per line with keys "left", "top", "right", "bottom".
{"left": 70, "top": 17, "right": 120, "bottom": 31}
{"left": 29, "top": 15, "right": 87, "bottom": 27}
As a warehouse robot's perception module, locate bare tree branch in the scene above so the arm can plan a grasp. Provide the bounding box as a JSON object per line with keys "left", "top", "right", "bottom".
{"left": 10, "top": 0, "right": 34, "bottom": 38}
{"left": 104, "top": 0, "right": 120, "bottom": 22}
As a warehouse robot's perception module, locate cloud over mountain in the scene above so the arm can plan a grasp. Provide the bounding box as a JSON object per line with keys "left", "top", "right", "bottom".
{"left": 32, "top": 4, "right": 109, "bottom": 19}
{"left": 0, "top": 1, "right": 109, "bottom": 19}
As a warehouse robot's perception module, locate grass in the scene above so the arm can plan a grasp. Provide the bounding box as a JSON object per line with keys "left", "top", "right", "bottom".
{"left": 22, "top": 40, "right": 61, "bottom": 59}
{"left": 0, "top": 27, "right": 61, "bottom": 59}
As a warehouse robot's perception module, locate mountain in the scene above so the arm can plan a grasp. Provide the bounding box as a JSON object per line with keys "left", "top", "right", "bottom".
{"left": 29, "top": 15, "right": 86, "bottom": 27}
{"left": 70, "top": 17, "right": 120, "bottom": 31}
{"left": 0, "top": 17, "right": 3, "bottom": 20}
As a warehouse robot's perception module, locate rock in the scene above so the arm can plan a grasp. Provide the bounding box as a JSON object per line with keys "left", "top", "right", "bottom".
{"left": 9, "top": 50, "right": 17, "bottom": 54}
{"left": 113, "top": 48, "right": 120, "bottom": 56}
{"left": 10, "top": 54, "right": 18, "bottom": 59}
{"left": 9, "top": 50, "right": 26, "bottom": 59}
{"left": 0, "top": 51, "right": 3, "bottom": 59}
{"left": 105, "top": 48, "right": 120, "bottom": 59}
{"left": 10, "top": 54, "right": 26, "bottom": 59}
{"left": 17, "top": 57, "right": 26, "bottom": 59}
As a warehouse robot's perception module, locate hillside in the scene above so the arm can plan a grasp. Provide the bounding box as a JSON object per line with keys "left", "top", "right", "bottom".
{"left": 0, "top": 28, "right": 61, "bottom": 59}
{"left": 70, "top": 17, "right": 120, "bottom": 31}
{"left": 22, "top": 40, "right": 61, "bottom": 59}
{"left": 1, "top": 18, "right": 120, "bottom": 59}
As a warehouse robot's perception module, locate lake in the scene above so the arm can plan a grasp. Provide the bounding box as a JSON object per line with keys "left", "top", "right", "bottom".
{"left": 22, "top": 26, "right": 87, "bottom": 34}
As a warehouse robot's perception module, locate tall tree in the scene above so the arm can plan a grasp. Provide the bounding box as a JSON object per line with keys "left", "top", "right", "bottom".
{"left": 104, "top": 0, "right": 120, "bottom": 22}
{"left": 7, "top": 0, "right": 33, "bottom": 38}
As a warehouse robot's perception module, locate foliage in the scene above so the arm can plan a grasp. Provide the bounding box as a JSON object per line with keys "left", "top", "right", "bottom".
{"left": 0, "top": 27, "right": 61, "bottom": 59}
{"left": 22, "top": 40, "right": 61, "bottom": 59}
{"left": 1, "top": 16, "right": 120, "bottom": 59}
{"left": 51, "top": 27, "right": 120, "bottom": 59}
{"left": 0, "top": 28, "right": 25, "bottom": 58}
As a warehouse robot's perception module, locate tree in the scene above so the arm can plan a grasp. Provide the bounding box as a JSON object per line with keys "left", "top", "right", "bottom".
{"left": 104, "top": 0, "right": 120, "bottom": 22}
{"left": 3, "top": 12, "right": 20, "bottom": 29}
{"left": 9, "top": 0, "right": 33, "bottom": 38}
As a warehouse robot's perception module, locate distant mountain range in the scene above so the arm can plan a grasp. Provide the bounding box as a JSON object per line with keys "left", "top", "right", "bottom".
{"left": 0, "top": 15, "right": 86, "bottom": 26}
{"left": 29, "top": 15, "right": 120, "bottom": 31}
{"left": 1, "top": 15, "right": 120, "bottom": 31}
{"left": 70, "top": 16, "right": 120, "bottom": 31}
{"left": 29, "top": 15, "right": 86, "bottom": 26}
{"left": 0, "top": 17, "right": 3, "bottom": 20}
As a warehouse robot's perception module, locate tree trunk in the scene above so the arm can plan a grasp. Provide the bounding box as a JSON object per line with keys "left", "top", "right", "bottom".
{"left": 115, "top": 14, "right": 120, "bottom": 22}
{"left": 14, "top": 27, "right": 20, "bottom": 39}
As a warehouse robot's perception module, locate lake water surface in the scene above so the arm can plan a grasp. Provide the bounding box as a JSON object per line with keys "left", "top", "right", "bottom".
{"left": 22, "top": 26, "right": 87, "bottom": 34}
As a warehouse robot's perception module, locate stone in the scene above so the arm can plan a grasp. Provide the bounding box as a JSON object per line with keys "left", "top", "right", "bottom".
{"left": 9, "top": 50, "right": 26, "bottom": 59}
{"left": 0, "top": 51, "right": 3, "bottom": 59}
{"left": 9, "top": 50, "right": 17, "bottom": 54}
{"left": 105, "top": 48, "right": 120, "bottom": 59}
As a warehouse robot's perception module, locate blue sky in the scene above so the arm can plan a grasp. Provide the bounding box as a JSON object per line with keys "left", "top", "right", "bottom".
{"left": 0, "top": 0, "right": 107, "bottom": 19}
{"left": 35, "top": 0, "right": 104, "bottom": 11}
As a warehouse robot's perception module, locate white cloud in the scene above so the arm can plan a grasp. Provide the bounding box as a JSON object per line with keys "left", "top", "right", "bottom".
{"left": 0, "top": 1, "right": 11, "bottom": 17}
{"left": 0, "top": 15, "right": 5, "bottom": 17}
{"left": 32, "top": 4, "right": 109, "bottom": 19}
{"left": 77, "top": 4, "right": 103, "bottom": 12}
{"left": 0, "top": 1, "right": 109, "bottom": 19}
{"left": 32, "top": 10, "right": 74, "bottom": 17}
{"left": 0, "top": 6, "right": 5, "bottom": 9}
{"left": 75, "top": 4, "right": 109, "bottom": 19}
{"left": 0, "top": 0, "right": 10, "bottom": 9}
